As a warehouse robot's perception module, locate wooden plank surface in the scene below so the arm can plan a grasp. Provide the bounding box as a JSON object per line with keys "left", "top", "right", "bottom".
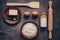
{"left": 0, "top": 0, "right": 60, "bottom": 40}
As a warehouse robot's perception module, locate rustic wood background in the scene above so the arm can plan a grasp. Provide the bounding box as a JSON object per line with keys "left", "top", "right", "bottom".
{"left": 0, "top": 0, "right": 60, "bottom": 40}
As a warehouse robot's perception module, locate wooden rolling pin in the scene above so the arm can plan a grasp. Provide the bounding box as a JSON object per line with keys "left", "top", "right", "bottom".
{"left": 6, "top": 2, "right": 40, "bottom": 8}
{"left": 48, "top": 0, "right": 53, "bottom": 39}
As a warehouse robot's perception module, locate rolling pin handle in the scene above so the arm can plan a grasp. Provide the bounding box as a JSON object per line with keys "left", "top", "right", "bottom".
{"left": 49, "top": 31, "right": 52, "bottom": 39}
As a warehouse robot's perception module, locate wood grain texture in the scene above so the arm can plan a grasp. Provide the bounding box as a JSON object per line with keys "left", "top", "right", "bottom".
{"left": 48, "top": 1, "right": 53, "bottom": 39}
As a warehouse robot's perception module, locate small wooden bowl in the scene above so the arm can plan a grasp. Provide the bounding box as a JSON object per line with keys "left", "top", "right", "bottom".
{"left": 3, "top": 7, "right": 21, "bottom": 24}
{"left": 20, "top": 21, "right": 39, "bottom": 39}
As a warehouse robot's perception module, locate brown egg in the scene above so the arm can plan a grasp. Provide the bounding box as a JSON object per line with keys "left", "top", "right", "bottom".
{"left": 24, "top": 11, "right": 30, "bottom": 16}
{"left": 32, "top": 11, "right": 38, "bottom": 16}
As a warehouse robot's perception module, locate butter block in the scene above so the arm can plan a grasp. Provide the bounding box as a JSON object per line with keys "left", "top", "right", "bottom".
{"left": 9, "top": 9, "right": 18, "bottom": 16}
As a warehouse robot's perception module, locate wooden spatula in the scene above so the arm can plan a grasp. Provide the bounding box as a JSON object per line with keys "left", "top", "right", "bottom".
{"left": 6, "top": 2, "right": 40, "bottom": 8}
{"left": 48, "top": 0, "right": 53, "bottom": 39}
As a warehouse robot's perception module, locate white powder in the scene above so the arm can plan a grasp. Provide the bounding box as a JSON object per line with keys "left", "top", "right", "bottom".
{"left": 40, "top": 16, "right": 47, "bottom": 27}
{"left": 22, "top": 23, "right": 37, "bottom": 36}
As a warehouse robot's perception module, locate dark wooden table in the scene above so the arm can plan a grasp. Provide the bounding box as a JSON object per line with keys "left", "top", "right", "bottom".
{"left": 0, "top": 0, "right": 60, "bottom": 40}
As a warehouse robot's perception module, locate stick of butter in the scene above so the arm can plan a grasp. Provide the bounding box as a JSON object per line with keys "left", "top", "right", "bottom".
{"left": 9, "top": 9, "right": 18, "bottom": 16}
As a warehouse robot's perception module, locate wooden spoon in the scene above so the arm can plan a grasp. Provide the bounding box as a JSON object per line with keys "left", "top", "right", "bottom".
{"left": 6, "top": 2, "right": 40, "bottom": 8}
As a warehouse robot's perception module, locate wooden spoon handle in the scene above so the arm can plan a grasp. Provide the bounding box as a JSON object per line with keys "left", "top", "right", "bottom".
{"left": 7, "top": 3, "right": 27, "bottom": 6}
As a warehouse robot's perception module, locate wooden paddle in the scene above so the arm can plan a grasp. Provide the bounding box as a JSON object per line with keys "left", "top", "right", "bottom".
{"left": 6, "top": 1, "right": 40, "bottom": 8}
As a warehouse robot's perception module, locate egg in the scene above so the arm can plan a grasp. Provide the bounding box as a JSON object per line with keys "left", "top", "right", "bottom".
{"left": 24, "top": 11, "right": 30, "bottom": 16}
{"left": 32, "top": 11, "right": 38, "bottom": 16}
